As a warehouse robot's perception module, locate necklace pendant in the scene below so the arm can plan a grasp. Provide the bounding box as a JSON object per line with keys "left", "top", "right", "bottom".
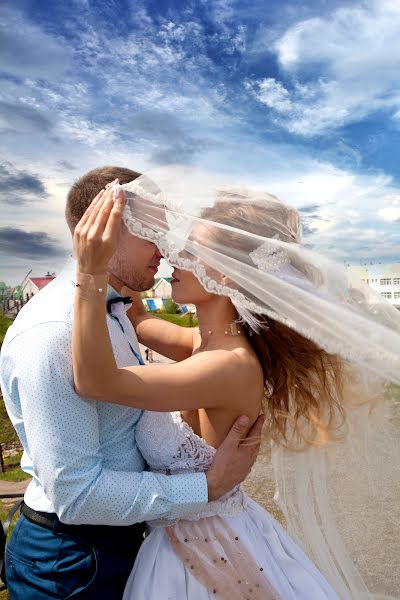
{"left": 229, "top": 323, "right": 241, "bottom": 336}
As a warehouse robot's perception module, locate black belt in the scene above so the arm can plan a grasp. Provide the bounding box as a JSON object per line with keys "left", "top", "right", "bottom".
{"left": 21, "top": 502, "right": 145, "bottom": 540}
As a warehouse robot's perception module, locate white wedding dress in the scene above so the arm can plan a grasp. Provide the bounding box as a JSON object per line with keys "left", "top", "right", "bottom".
{"left": 123, "top": 411, "right": 340, "bottom": 600}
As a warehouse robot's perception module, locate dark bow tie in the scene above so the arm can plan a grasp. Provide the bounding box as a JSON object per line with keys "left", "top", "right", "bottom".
{"left": 107, "top": 296, "right": 133, "bottom": 316}
{"left": 106, "top": 296, "right": 145, "bottom": 365}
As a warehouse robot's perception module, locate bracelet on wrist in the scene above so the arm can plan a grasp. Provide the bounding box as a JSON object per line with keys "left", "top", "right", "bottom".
{"left": 75, "top": 271, "right": 109, "bottom": 300}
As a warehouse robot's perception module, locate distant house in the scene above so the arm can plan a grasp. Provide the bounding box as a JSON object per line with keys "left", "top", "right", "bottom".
{"left": 141, "top": 275, "right": 196, "bottom": 315}
{"left": 23, "top": 273, "right": 56, "bottom": 299}
{"left": 146, "top": 277, "right": 173, "bottom": 299}
{"left": 348, "top": 263, "right": 400, "bottom": 310}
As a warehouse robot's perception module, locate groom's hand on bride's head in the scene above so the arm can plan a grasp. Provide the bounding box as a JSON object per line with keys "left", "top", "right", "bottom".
{"left": 206, "top": 414, "right": 265, "bottom": 502}
{"left": 74, "top": 182, "right": 126, "bottom": 275}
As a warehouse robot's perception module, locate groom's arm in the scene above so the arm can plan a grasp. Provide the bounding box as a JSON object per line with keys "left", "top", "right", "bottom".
{"left": 1, "top": 322, "right": 261, "bottom": 525}
{"left": 0, "top": 323, "right": 206, "bottom": 525}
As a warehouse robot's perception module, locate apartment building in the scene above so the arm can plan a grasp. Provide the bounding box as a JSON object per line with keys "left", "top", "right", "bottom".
{"left": 348, "top": 263, "right": 400, "bottom": 309}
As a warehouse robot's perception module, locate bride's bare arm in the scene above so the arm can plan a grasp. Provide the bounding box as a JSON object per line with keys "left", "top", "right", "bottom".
{"left": 74, "top": 309, "right": 248, "bottom": 411}
{"left": 72, "top": 186, "right": 253, "bottom": 413}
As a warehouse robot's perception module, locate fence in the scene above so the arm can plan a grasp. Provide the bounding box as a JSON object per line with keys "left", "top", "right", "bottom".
{"left": 0, "top": 293, "right": 33, "bottom": 319}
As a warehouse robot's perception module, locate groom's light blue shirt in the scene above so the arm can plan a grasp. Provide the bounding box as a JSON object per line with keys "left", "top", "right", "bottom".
{"left": 0, "top": 258, "right": 208, "bottom": 525}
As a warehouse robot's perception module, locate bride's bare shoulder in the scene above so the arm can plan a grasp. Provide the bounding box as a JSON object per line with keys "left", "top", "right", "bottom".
{"left": 189, "top": 347, "right": 264, "bottom": 404}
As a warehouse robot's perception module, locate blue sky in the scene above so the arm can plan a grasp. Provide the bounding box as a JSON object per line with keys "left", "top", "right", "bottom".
{"left": 1, "top": 0, "right": 399, "bottom": 285}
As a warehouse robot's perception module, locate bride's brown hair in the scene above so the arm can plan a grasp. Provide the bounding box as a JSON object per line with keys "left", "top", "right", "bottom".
{"left": 200, "top": 192, "right": 345, "bottom": 447}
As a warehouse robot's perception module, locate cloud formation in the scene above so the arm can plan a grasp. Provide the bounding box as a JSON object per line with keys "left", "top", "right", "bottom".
{"left": 247, "top": 0, "right": 400, "bottom": 136}
{"left": 0, "top": 5, "right": 72, "bottom": 79}
{"left": 0, "top": 100, "right": 53, "bottom": 135}
{"left": 0, "top": 162, "right": 48, "bottom": 205}
{"left": 0, "top": 227, "right": 65, "bottom": 260}
{"left": 0, "top": 0, "right": 399, "bottom": 283}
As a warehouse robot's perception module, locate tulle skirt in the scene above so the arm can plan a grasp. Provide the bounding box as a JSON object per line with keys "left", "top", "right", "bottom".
{"left": 123, "top": 495, "right": 340, "bottom": 600}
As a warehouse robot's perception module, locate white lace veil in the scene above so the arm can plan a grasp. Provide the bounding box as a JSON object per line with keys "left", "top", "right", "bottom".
{"left": 115, "top": 166, "right": 400, "bottom": 599}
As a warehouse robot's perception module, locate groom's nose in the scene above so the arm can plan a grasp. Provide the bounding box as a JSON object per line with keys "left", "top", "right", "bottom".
{"left": 154, "top": 248, "right": 163, "bottom": 260}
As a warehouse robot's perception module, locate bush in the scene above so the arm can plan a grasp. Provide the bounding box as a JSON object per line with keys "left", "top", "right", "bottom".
{"left": 161, "top": 299, "right": 181, "bottom": 314}
{"left": 152, "top": 312, "right": 198, "bottom": 328}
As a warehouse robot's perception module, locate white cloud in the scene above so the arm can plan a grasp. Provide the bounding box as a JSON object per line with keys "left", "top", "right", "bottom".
{"left": 245, "top": 78, "right": 292, "bottom": 113}
{"left": 251, "top": 160, "right": 400, "bottom": 260}
{"left": 377, "top": 191, "right": 400, "bottom": 223}
{"left": 247, "top": 0, "right": 400, "bottom": 135}
{"left": 1, "top": 0, "right": 399, "bottom": 285}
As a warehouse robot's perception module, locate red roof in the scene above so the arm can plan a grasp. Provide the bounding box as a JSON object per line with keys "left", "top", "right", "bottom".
{"left": 30, "top": 276, "right": 55, "bottom": 290}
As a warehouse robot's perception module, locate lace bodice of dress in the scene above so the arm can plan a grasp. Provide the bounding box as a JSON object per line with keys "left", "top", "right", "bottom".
{"left": 136, "top": 411, "right": 216, "bottom": 475}
{"left": 136, "top": 411, "right": 245, "bottom": 521}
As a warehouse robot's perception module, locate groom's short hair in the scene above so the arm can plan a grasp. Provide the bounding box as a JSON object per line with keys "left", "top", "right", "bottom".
{"left": 65, "top": 166, "right": 141, "bottom": 232}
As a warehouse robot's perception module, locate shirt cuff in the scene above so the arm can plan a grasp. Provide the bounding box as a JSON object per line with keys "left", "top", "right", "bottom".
{"left": 161, "top": 472, "right": 208, "bottom": 521}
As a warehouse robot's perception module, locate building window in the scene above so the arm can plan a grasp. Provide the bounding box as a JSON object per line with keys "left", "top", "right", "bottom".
{"left": 381, "top": 292, "right": 392, "bottom": 299}
{"left": 380, "top": 278, "right": 392, "bottom": 285}
{"left": 394, "top": 292, "right": 400, "bottom": 300}
{"left": 393, "top": 278, "right": 400, "bottom": 285}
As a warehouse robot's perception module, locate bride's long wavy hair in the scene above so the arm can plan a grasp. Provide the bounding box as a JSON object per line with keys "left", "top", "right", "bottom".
{"left": 200, "top": 193, "right": 345, "bottom": 448}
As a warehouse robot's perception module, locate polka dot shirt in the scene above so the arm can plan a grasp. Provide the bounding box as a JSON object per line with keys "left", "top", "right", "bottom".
{"left": 0, "top": 258, "right": 207, "bottom": 525}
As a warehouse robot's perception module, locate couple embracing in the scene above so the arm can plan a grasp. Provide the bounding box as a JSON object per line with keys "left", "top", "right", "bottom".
{"left": 1, "top": 165, "right": 399, "bottom": 599}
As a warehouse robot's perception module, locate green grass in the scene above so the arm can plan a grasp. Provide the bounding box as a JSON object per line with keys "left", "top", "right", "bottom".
{"left": 152, "top": 312, "right": 198, "bottom": 327}
{"left": 0, "top": 501, "right": 19, "bottom": 536}
{"left": 390, "top": 384, "right": 400, "bottom": 401}
{"left": 0, "top": 468, "right": 29, "bottom": 482}
{"left": 0, "top": 396, "right": 20, "bottom": 448}
{"left": 0, "top": 453, "right": 29, "bottom": 482}
{"left": 0, "top": 311, "right": 12, "bottom": 347}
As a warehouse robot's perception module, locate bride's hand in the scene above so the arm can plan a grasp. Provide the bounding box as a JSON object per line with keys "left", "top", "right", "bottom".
{"left": 74, "top": 182, "right": 126, "bottom": 274}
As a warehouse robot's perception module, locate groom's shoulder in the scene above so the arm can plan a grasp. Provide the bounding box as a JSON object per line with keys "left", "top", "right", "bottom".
{"left": 3, "top": 269, "right": 75, "bottom": 350}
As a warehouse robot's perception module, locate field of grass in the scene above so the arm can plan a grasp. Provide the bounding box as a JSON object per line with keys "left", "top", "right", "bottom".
{"left": 0, "top": 453, "right": 29, "bottom": 482}
{"left": 153, "top": 312, "right": 198, "bottom": 327}
{"left": 390, "top": 384, "right": 400, "bottom": 401}
{"left": 0, "top": 312, "right": 12, "bottom": 343}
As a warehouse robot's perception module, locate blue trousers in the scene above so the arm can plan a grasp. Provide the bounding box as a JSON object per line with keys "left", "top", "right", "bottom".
{"left": 5, "top": 515, "right": 144, "bottom": 599}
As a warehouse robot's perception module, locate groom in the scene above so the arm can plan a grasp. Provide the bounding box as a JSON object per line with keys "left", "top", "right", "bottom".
{"left": 0, "top": 166, "right": 264, "bottom": 599}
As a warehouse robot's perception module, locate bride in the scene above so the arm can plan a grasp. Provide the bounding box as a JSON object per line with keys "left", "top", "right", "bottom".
{"left": 72, "top": 170, "right": 400, "bottom": 600}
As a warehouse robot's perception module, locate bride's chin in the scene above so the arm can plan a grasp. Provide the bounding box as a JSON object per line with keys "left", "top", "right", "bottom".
{"left": 171, "top": 291, "right": 188, "bottom": 304}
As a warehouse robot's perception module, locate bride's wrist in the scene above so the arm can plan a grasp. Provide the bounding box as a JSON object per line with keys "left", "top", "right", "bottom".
{"left": 75, "top": 271, "right": 109, "bottom": 299}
